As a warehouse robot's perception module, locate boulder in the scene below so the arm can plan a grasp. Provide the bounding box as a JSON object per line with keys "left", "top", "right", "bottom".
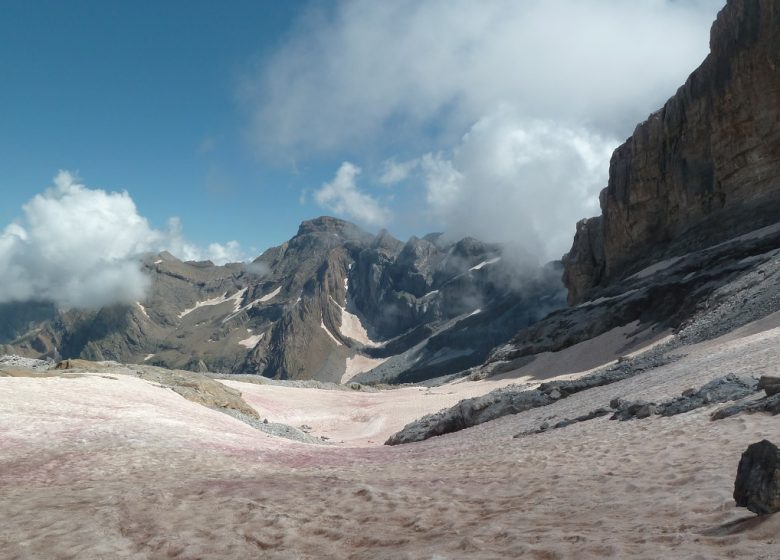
{"left": 734, "top": 440, "right": 780, "bottom": 515}
{"left": 610, "top": 400, "right": 657, "bottom": 421}
{"left": 758, "top": 376, "right": 780, "bottom": 397}
{"left": 52, "top": 359, "right": 104, "bottom": 370}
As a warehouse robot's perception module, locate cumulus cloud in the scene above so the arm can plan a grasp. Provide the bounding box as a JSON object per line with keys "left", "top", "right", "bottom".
{"left": 314, "top": 162, "right": 392, "bottom": 226}
{"left": 0, "top": 172, "right": 246, "bottom": 309}
{"left": 421, "top": 107, "right": 617, "bottom": 260}
{"left": 247, "top": 0, "right": 723, "bottom": 259}
{"left": 247, "top": 0, "right": 723, "bottom": 156}
{"left": 161, "top": 216, "right": 245, "bottom": 264}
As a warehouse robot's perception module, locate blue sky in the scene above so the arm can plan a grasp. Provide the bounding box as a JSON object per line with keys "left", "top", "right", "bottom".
{"left": 0, "top": 0, "right": 315, "bottom": 255}
{"left": 0, "top": 0, "right": 724, "bottom": 268}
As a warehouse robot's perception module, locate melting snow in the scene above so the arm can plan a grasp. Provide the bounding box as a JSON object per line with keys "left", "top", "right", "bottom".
{"left": 470, "top": 257, "right": 501, "bottom": 271}
{"left": 143, "top": 354, "right": 155, "bottom": 362}
{"left": 321, "top": 315, "right": 343, "bottom": 346}
{"left": 258, "top": 286, "right": 282, "bottom": 302}
{"left": 238, "top": 332, "right": 265, "bottom": 349}
{"left": 329, "top": 296, "right": 382, "bottom": 348}
{"left": 179, "top": 288, "right": 247, "bottom": 319}
{"left": 341, "top": 354, "right": 388, "bottom": 384}
{"left": 223, "top": 286, "right": 283, "bottom": 323}
{"left": 135, "top": 302, "right": 150, "bottom": 320}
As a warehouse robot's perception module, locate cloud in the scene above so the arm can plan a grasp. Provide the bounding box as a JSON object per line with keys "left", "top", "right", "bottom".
{"left": 421, "top": 107, "right": 617, "bottom": 261}
{"left": 247, "top": 0, "right": 723, "bottom": 157}
{"left": 314, "top": 162, "right": 392, "bottom": 226}
{"left": 246, "top": 0, "right": 723, "bottom": 259}
{"left": 0, "top": 172, "right": 246, "bottom": 309}
{"left": 379, "top": 158, "right": 419, "bottom": 185}
{"left": 161, "top": 216, "right": 246, "bottom": 264}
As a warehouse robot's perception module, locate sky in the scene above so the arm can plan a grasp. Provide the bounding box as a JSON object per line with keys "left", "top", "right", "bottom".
{"left": 0, "top": 0, "right": 725, "bottom": 307}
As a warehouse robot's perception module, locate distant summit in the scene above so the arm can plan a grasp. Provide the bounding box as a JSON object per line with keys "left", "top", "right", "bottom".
{"left": 0, "top": 217, "right": 564, "bottom": 383}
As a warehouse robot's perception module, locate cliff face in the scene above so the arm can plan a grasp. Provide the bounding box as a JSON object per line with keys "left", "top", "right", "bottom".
{"left": 564, "top": 0, "right": 780, "bottom": 304}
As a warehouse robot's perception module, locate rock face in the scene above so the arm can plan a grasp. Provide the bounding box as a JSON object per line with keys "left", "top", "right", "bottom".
{"left": 0, "top": 217, "right": 565, "bottom": 383}
{"left": 734, "top": 439, "right": 780, "bottom": 515}
{"left": 564, "top": 0, "right": 780, "bottom": 304}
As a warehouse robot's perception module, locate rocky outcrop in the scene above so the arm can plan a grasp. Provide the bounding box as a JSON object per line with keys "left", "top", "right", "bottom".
{"left": 385, "top": 350, "right": 675, "bottom": 445}
{"left": 385, "top": 386, "right": 554, "bottom": 446}
{"left": 564, "top": 0, "right": 780, "bottom": 304}
{"left": 734, "top": 439, "right": 780, "bottom": 515}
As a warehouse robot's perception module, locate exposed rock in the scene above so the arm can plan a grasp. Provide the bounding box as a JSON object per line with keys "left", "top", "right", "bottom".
{"left": 0, "top": 355, "right": 53, "bottom": 372}
{"left": 386, "top": 351, "right": 673, "bottom": 445}
{"left": 659, "top": 374, "right": 758, "bottom": 416}
{"left": 611, "top": 400, "right": 657, "bottom": 421}
{"left": 564, "top": 0, "right": 780, "bottom": 304}
{"left": 385, "top": 387, "right": 553, "bottom": 445}
{"left": 711, "top": 393, "right": 780, "bottom": 420}
{"left": 514, "top": 408, "right": 610, "bottom": 438}
{"left": 479, "top": 221, "right": 780, "bottom": 383}
{"left": 734, "top": 440, "right": 780, "bottom": 515}
{"left": 133, "top": 368, "right": 260, "bottom": 419}
{"left": 52, "top": 359, "right": 106, "bottom": 370}
{"left": 758, "top": 376, "right": 780, "bottom": 396}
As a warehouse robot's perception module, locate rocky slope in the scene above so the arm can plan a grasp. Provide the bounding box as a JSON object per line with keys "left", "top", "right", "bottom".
{"left": 564, "top": 0, "right": 780, "bottom": 304}
{"left": 0, "top": 217, "right": 564, "bottom": 383}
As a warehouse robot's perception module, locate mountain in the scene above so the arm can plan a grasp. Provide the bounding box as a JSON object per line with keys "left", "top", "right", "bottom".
{"left": 0, "top": 217, "right": 564, "bottom": 383}
{"left": 470, "top": 0, "right": 780, "bottom": 380}
{"left": 564, "top": 0, "right": 780, "bottom": 305}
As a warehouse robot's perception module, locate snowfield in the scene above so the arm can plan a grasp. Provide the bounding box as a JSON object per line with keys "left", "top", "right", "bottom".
{"left": 2, "top": 314, "right": 780, "bottom": 559}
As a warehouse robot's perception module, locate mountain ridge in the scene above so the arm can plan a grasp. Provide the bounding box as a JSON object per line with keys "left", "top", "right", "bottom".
{"left": 0, "top": 216, "right": 565, "bottom": 384}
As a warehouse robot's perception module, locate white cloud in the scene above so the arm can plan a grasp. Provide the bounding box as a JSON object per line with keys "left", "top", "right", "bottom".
{"left": 421, "top": 107, "right": 617, "bottom": 261}
{"left": 160, "top": 216, "right": 244, "bottom": 264}
{"left": 0, "top": 172, "right": 246, "bottom": 309}
{"left": 247, "top": 0, "right": 723, "bottom": 156}
{"left": 379, "top": 158, "right": 419, "bottom": 185}
{"left": 246, "top": 0, "right": 723, "bottom": 259}
{"left": 314, "top": 162, "right": 391, "bottom": 226}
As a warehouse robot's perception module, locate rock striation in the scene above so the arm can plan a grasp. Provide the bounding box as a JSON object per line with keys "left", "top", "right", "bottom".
{"left": 564, "top": 0, "right": 780, "bottom": 304}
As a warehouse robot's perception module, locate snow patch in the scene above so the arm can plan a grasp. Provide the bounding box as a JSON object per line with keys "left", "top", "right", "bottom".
{"left": 321, "top": 314, "right": 343, "bottom": 346}
{"left": 239, "top": 332, "right": 265, "bottom": 349}
{"left": 628, "top": 256, "right": 685, "bottom": 280}
{"left": 341, "top": 354, "right": 388, "bottom": 384}
{"left": 330, "top": 296, "right": 382, "bottom": 347}
{"left": 153, "top": 259, "right": 163, "bottom": 265}
{"left": 135, "top": 302, "right": 150, "bottom": 320}
{"left": 470, "top": 257, "right": 501, "bottom": 271}
{"left": 179, "top": 288, "right": 247, "bottom": 319}
{"left": 224, "top": 286, "right": 284, "bottom": 323}
{"left": 259, "top": 286, "right": 282, "bottom": 302}
{"left": 143, "top": 354, "right": 155, "bottom": 362}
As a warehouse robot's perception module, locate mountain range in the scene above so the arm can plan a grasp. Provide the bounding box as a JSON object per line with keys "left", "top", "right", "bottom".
{"left": 2, "top": 0, "right": 780, "bottom": 392}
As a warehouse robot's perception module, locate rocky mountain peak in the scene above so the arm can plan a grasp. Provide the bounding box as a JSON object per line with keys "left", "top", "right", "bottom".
{"left": 295, "top": 216, "right": 371, "bottom": 241}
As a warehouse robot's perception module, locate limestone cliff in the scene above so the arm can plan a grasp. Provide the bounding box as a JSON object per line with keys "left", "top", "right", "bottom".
{"left": 564, "top": 0, "right": 780, "bottom": 304}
